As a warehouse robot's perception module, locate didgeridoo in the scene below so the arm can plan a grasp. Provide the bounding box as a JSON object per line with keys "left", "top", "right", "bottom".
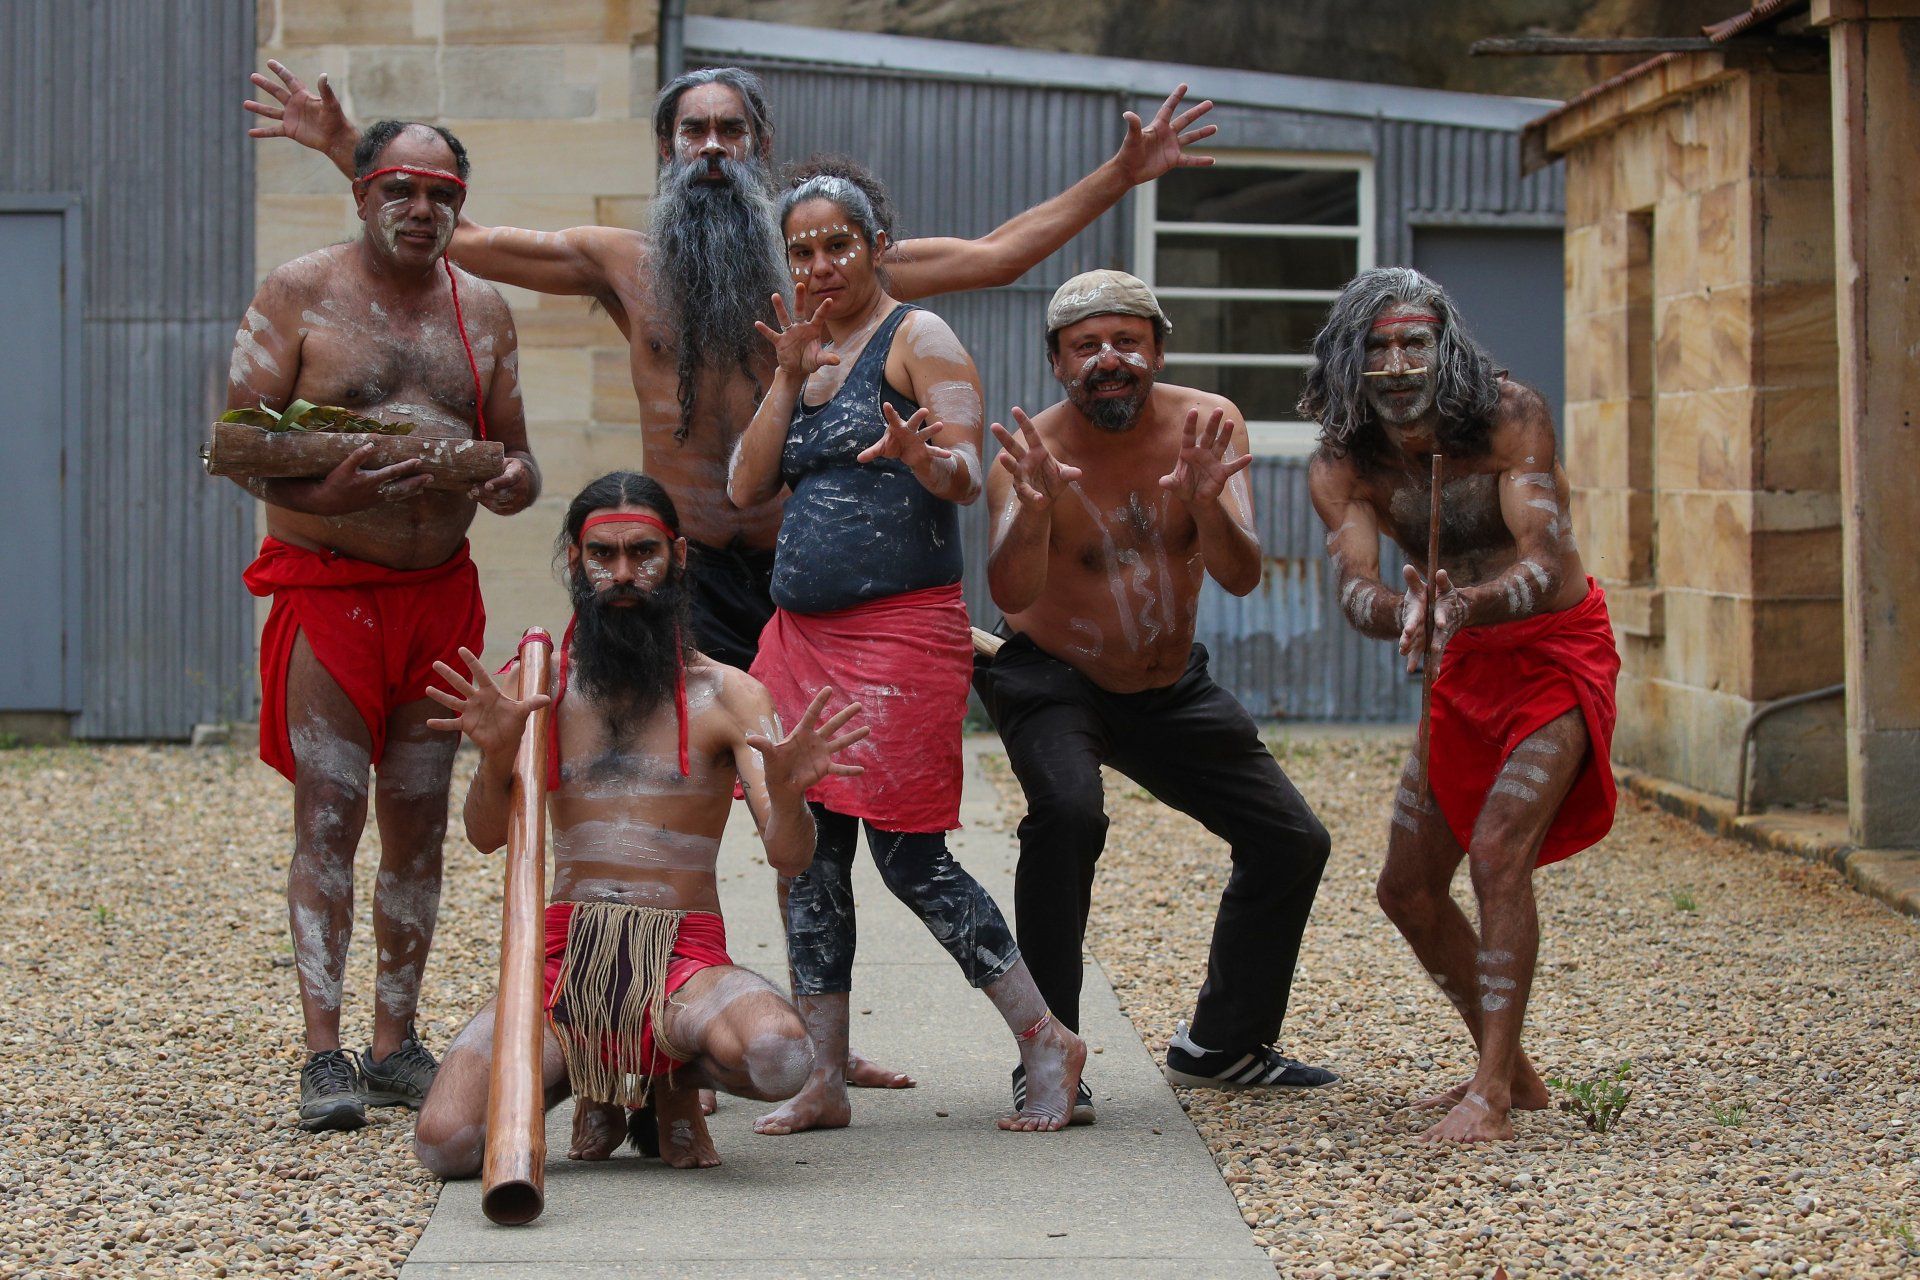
{"left": 1415, "top": 454, "right": 1443, "bottom": 783}
{"left": 480, "top": 627, "right": 554, "bottom": 1226}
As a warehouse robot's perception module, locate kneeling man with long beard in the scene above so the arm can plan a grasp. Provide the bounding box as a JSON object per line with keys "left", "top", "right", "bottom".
{"left": 413, "top": 472, "right": 866, "bottom": 1172}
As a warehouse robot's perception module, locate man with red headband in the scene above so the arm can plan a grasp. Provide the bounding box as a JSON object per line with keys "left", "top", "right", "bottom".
{"left": 224, "top": 119, "right": 538, "bottom": 1131}
{"left": 1301, "top": 267, "right": 1620, "bottom": 1143}
{"left": 414, "top": 472, "right": 867, "bottom": 1174}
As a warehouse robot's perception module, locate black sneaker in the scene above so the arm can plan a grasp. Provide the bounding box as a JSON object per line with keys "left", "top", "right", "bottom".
{"left": 1162, "top": 1020, "right": 1339, "bottom": 1090}
{"left": 1010, "top": 1063, "right": 1096, "bottom": 1125}
{"left": 299, "top": 1049, "right": 367, "bottom": 1131}
{"left": 358, "top": 1025, "right": 439, "bottom": 1109}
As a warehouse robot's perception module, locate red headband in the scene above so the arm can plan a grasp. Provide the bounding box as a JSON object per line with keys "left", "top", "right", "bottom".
{"left": 359, "top": 164, "right": 466, "bottom": 190}
{"left": 581, "top": 512, "right": 677, "bottom": 540}
{"left": 1372, "top": 312, "right": 1441, "bottom": 330}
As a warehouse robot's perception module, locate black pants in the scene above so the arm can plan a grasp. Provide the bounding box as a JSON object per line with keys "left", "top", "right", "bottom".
{"left": 974, "top": 635, "right": 1330, "bottom": 1052}
{"left": 785, "top": 804, "right": 1020, "bottom": 995}
{"left": 685, "top": 539, "right": 777, "bottom": 670}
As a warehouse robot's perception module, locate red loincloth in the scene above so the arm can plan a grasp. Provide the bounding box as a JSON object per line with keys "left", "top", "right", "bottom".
{"left": 749, "top": 582, "right": 970, "bottom": 833}
{"left": 541, "top": 903, "right": 731, "bottom": 1078}
{"left": 244, "top": 537, "right": 485, "bottom": 783}
{"left": 1428, "top": 577, "right": 1621, "bottom": 867}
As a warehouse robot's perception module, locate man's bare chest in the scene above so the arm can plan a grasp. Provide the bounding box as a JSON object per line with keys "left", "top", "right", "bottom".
{"left": 1055, "top": 482, "right": 1197, "bottom": 573}
{"left": 295, "top": 301, "right": 484, "bottom": 429}
{"left": 1379, "top": 470, "right": 1510, "bottom": 559}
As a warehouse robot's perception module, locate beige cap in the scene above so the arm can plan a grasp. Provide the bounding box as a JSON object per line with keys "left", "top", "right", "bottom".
{"left": 1045, "top": 269, "right": 1172, "bottom": 336}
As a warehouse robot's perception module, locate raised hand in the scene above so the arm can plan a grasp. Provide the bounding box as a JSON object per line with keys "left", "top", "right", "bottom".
{"left": 424, "top": 648, "right": 552, "bottom": 758}
{"left": 753, "top": 283, "right": 838, "bottom": 380}
{"left": 244, "top": 59, "right": 355, "bottom": 161}
{"left": 1158, "top": 407, "right": 1252, "bottom": 507}
{"left": 990, "top": 409, "right": 1082, "bottom": 511}
{"left": 1113, "top": 84, "right": 1218, "bottom": 185}
{"left": 746, "top": 686, "right": 869, "bottom": 796}
{"left": 1398, "top": 566, "right": 1466, "bottom": 674}
{"left": 857, "top": 403, "right": 953, "bottom": 470}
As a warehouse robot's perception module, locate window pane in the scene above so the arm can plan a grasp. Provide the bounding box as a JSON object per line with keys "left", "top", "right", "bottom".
{"left": 1161, "top": 297, "right": 1332, "bottom": 358}
{"left": 1158, "top": 362, "right": 1311, "bottom": 424}
{"left": 1156, "top": 166, "right": 1360, "bottom": 227}
{"left": 1156, "top": 233, "right": 1359, "bottom": 292}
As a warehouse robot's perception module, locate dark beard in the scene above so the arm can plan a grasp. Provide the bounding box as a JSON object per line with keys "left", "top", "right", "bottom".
{"left": 566, "top": 565, "right": 693, "bottom": 733}
{"left": 648, "top": 153, "right": 790, "bottom": 442}
{"left": 1069, "top": 368, "right": 1151, "bottom": 433}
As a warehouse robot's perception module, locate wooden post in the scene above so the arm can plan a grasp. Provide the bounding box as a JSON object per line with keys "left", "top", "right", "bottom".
{"left": 480, "top": 627, "right": 554, "bottom": 1225}
{"left": 1416, "top": 453, "right": 1444, "bottom": 783}
{"left": 1812, "top": 1, "right": 1920, "bottom": 846}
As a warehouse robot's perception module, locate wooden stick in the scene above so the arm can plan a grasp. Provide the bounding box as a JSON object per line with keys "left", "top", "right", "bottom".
{"left": 202, "top": 422, "right": 506, "bottom": 491}
{"left": 970, "top": 626, "right": 1005, "bottom": 658}
{"left": 480, "top": 627, "right": 553, "bottom": 1227}
{"left": 1415, "top": 453, "right": 1443, "bottom": 783}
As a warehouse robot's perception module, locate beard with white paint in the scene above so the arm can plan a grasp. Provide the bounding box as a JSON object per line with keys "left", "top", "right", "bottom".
{"left": 1062, "top": 347, "right": 1154, "bottom": 433}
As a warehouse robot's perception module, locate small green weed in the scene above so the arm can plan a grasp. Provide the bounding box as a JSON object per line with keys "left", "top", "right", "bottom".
{"left": 1670, "top": 888, "right": 1699, "bottom": 912}
{"left": 1546, "top": 1061, "right": 1633, "bottom": 1133}
{"left": 1708, "top": 1101, "right": 1748, "bottom": 1127}
{"left": 1889, "top": 1220, "right": 1919, "bottom": 1258}
{"left": 93, "top": 904, "right": 112, "bottom": 925}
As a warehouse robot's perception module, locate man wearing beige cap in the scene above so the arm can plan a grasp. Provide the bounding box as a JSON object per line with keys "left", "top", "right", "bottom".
{"left": 975, "top": 271, "right": 1337, "bottom": 1098}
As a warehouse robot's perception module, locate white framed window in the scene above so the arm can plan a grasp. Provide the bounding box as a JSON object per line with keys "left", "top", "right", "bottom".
{"left": 1133, "top": 152, "right": 1375, "bottom": 456}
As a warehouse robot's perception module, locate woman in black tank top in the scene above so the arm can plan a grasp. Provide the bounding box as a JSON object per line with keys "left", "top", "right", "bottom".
{"left": 727, "top": 160, "right": 1087, "bottom": 1135}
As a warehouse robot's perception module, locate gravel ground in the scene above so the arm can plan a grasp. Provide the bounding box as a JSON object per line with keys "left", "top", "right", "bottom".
{"left": 984, "top": 732, "right": 1920, "bottom": 1279}
{"left": 4, "top": 738, "right": 1916, "bottom": 1279}
{"left": 0, "top": 744, "right": 500, "bottom": 1279}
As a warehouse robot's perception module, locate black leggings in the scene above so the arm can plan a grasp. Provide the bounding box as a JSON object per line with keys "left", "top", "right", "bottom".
{"left": 785, "top": 804, "right": 1019, "bottom": 995}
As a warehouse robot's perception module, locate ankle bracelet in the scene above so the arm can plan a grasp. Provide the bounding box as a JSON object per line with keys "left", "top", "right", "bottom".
{"left": 1015, "top": 1012, "right": 1052, "bottom": 1042}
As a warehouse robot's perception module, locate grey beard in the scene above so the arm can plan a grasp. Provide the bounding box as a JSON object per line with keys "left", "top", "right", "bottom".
{"left": 1070, "top": 373, "right": 1150, "bottom": 433}
{"left": 649, "top": 154, "right": 791, "bottom": 441}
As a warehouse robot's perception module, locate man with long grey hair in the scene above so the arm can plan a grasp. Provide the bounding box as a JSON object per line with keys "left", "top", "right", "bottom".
{"left": 1302, "top": 267, "right": 1621, "bottom": 1143}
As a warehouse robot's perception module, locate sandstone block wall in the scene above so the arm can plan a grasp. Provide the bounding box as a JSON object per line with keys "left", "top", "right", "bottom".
{"left": 252, "top": 0, "right": 658, "bottom": 665}
{"left": 1562, "top": 63, "right": 1844, "bottom": 805}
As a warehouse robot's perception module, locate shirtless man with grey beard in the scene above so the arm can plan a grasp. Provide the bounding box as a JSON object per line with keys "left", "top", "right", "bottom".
{"left": 1303, "top": 267, "right": 1621, "bottom": 1144}
{"left": 225, "top": 121, "right": 537, "bottom": 1131}
{"left": 975, "top": 272, "right": 1336, "bottom": 1112}
{"left": 414, "top": 472, "right": 865, "bottom": 1173}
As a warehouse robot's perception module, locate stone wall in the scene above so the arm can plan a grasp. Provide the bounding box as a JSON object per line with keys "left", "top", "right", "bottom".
{"left": 252, "top": 0, "right": 658, "bottom": 663}
{"left": 1561, "top": 60, "right": 1845, "bottom": 805}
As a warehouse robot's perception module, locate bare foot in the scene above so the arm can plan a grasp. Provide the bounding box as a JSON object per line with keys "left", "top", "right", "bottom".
{"left": 1419, "top": 1090, "right": 1515, "bottom": 1143}
{"left": 567, "top": 1098, "right": 626, "bottom": 1160}
{"left": 698, "top": 1088, "right": 717, "bottom": 1115}
{"left": 650, "top": 1082, "right": 721, "bottom": 1168}
{"left": 753, "top": 1071, "right": 852, "bottom": 1135}
{"left": 847, "top": 1050, "right": 915, "bottom": 1089}
{"left": 1410, "top": 1054, "right": 1551, "bottom": 1112}
{"left": 1000, "top": 1018, "right": 1088, "bottom": 1133}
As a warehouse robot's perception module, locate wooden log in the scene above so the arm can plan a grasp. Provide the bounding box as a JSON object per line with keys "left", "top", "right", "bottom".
{"left": 202, "top": 422, "right": 505, "bottom": 492}
{"left": 480, "top": 628, "right": 554, "bottom": 1227}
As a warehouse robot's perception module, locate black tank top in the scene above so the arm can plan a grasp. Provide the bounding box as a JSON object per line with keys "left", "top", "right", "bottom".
{"left": 771, "top": 303, "right": 964, "bottom": 614}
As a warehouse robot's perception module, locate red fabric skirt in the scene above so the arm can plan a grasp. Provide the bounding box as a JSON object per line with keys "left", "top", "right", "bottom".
{"left": 243, "top": 537, "right": 485, "bottom": 782}
{"left": 749, "top": 583, "right": 970, "bottom": 833}
{"left": 541, "top": 904, "right": 731, "bottom": 1076}
{"left": 1428, "top": 577, "right": 1621, "bottom": 867}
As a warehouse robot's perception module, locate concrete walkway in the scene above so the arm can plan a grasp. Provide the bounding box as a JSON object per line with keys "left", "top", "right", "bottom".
{"left": 400, "top": 740, "right": 1273, "bottom": 1278}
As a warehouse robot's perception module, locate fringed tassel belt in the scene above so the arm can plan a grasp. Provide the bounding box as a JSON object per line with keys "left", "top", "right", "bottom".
{"left": 549, "top": 902, "right": 688, "bottom": 1106}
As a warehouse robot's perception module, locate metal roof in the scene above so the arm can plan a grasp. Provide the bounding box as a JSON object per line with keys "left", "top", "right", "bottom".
{"left": 685, "top": 16, "right": 1562, "bottom": 132}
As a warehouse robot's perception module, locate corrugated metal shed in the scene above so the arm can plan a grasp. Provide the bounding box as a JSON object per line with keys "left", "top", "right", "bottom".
{"left": 691, "top": 19, "right": 1565, "bottom": 723}
{"left": 1, "top": 0, "right": 258, "bottom": 738}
